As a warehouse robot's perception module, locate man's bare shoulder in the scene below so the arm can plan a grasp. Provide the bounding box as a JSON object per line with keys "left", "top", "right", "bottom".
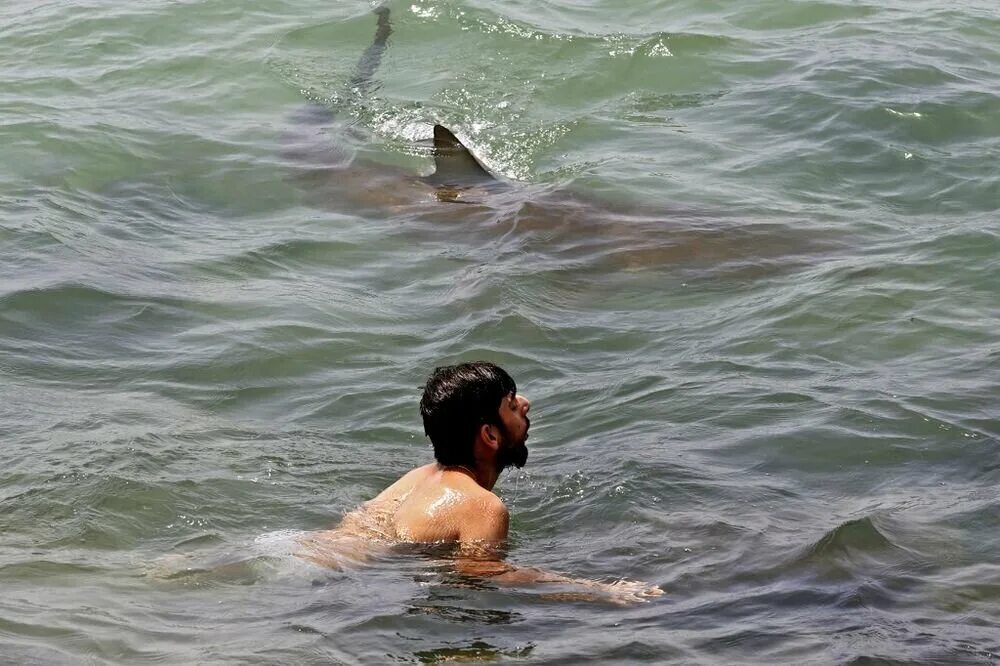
{"left": 456, "top": 489, "right": 508, "bottom": 542}
{"left": 398, "top": 462, "right": 439, "bottom": 484}
{"left": 463, "top": 484, "right": 506, "bottom": 511}
{"left": 440, "top": 473, "right": 506, "bottom": 508}
{"left": 369, "top": 463, "right": 438, "bottom": 504}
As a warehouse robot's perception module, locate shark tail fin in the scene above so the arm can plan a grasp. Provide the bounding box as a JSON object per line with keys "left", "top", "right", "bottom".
{"left": 347, "top": 6, "right": 393, "bottom": 97}
{"left": 432, "top": 125, "right": 496, "bottom": 184}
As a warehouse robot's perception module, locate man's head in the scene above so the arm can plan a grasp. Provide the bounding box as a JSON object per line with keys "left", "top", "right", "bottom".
{"left": 420, "top": 361, "right": 530, "bottom": 470}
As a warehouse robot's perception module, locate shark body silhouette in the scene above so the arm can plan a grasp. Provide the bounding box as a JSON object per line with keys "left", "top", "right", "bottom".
{"left": 282, "top": 7, "right": 830, "bottom": 273}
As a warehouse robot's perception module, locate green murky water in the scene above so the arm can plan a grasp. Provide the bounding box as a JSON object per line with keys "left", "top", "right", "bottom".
{"left": 2, "top": 0, "right": 998, "bottom": 662}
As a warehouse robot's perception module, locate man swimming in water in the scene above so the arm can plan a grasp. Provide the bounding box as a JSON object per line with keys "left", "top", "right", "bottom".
{"left": 296, "top": 361, "right": 662, "bottom": 603}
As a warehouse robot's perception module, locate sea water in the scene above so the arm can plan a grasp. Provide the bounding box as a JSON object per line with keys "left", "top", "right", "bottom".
{"left": 1, "top": 0, "right": 998, "bottom": 662}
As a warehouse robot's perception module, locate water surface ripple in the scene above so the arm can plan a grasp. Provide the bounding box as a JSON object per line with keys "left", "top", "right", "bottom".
{"left": 1, "top": 0, "right": 998, "bottom": 662}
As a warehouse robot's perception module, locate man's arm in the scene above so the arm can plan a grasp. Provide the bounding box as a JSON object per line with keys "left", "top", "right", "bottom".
{"left": 455, "top": 499, "right": 558, "bottom": 582}
{"left": 455, "top": 500, "right": 663, "bottom": 604}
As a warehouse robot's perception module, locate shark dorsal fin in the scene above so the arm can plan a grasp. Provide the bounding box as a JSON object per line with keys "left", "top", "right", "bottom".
{"left": 432, "top": 125, "right": 495, "bottom": 184}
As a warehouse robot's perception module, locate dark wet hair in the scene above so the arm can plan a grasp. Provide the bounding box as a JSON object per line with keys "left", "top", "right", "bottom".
{"left": 420, "top": 362, "right": 516, "bottom": 466}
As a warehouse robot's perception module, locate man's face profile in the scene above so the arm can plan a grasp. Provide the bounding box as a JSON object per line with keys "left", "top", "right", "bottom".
{"left": 495, "top": 392, "right": 530, "bottom": 470}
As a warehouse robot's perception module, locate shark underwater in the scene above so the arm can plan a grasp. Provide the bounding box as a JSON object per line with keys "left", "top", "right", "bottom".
{"left": 282, "top": 7, "right": 508, "bottom": 207}
{"left": 282, "top": 6, "right": 829, "bottom": 274}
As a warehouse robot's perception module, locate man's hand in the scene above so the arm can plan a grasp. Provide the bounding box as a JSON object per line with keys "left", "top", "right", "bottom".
{"left": 601, "top": 578, "right": 666, "bottom": 605}
{"left": 453, "top": 541, "right": 664, "bottom": 606}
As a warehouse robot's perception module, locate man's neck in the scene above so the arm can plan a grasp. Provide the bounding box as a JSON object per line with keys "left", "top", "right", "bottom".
{"left": 477, "top": 462, "right": 501, "bottom": 492}
{"left": 442, "top": 461, "right": 500, "bottom": 491}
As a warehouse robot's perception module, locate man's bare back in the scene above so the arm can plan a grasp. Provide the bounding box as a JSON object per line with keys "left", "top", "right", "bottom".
{"left": 380, "top": 463, "right": 509, "bottom": 542}
{"left": 295, "top": 462, "right": 509, "bottom": 566}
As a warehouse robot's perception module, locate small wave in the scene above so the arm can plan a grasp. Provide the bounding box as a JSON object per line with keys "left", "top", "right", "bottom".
{"left": 807, "top": 515, "right": 902, "bottom": 560}
{"left": 185, "top": 237, "right": 365, "bottom": 280}
{"left": 724, "top": 0, "right": 878, "bottom": 31}
{"left": 789, "top": 512, "right": 960, "bottom": 583}
{"left": 0, "top": 559, "right": 104, "bottom": 579}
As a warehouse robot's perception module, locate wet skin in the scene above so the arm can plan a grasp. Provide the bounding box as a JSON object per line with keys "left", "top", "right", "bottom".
{"left": 294, "top": 394, "right": 663, "bottom": 604}
{"left": 299, "top": 393, "right": 531, "bottom": 553}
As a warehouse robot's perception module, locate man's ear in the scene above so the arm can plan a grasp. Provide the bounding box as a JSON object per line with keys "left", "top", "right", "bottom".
{"left": 479, "top": 423, "right": 500, "bottom": 451}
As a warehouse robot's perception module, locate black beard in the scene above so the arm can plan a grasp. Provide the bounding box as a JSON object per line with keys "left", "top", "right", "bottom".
{"left": 498, "top": 442, "right": 528, "bottom": 470}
